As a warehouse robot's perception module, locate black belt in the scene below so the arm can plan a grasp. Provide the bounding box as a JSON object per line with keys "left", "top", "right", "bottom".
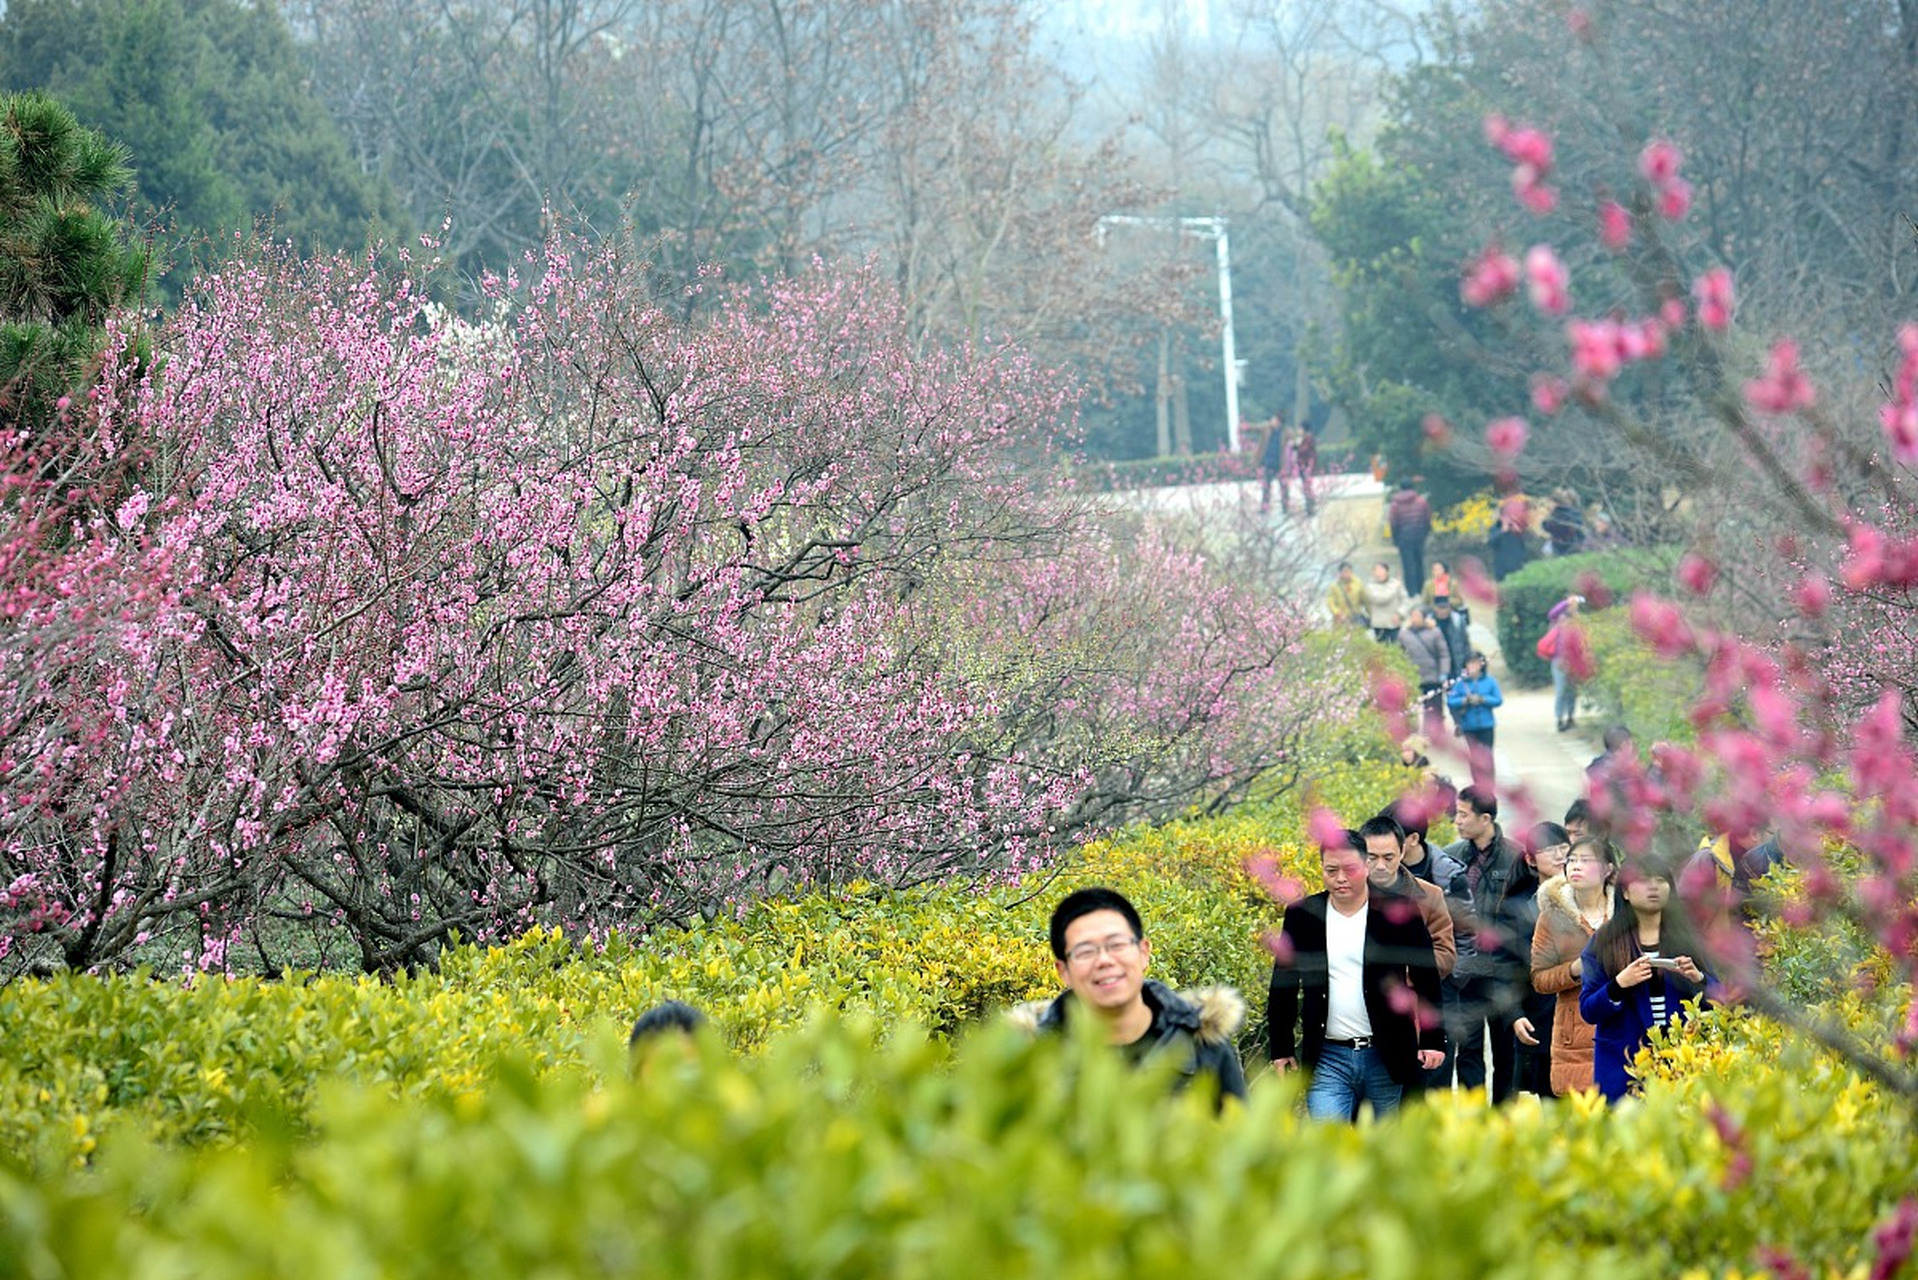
{"left": 1323, "top": 1036, "right": 1373, "bottom": 1049}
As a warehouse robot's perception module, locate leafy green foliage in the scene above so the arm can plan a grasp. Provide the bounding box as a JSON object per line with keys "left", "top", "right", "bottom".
{"left": 1495, "top": 547, "right": 1678, "bottom": 686}
{"left": 0, "top": 90, "right": 149, "bottom": 407}
{"left": 0, "top": 0, "right": 399, "bottom": 288}
{"left": 1, "top": 1012, "right": 1913, "bottom": 1279}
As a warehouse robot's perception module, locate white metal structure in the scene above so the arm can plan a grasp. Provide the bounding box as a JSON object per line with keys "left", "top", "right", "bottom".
{"left": 1096, "top": 214, "right": 1241, "bottom": 453}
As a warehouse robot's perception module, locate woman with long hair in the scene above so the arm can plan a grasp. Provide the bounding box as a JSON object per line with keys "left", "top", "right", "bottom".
{"left": 1532, "top": 837, "right": 1616, "bottom": 1095}
{"left": 1577, "top": 855, "right": 1711, "bottom": 1102}
{"left": 1510, "top": 823, "right": 1569, "bottom": 1096}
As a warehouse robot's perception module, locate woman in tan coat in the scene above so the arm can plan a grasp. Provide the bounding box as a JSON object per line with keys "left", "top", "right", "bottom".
{"left": 1531, "top": 838, "right": 1617, "bottom": 1095}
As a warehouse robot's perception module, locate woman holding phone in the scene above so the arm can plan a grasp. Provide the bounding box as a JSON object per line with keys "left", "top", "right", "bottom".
{"left": 1577, "top": 855, "right": 1711, "bottom": 1102}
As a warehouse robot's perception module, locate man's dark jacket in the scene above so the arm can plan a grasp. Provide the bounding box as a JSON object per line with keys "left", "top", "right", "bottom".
{"left": 1265, "top": 891, "right": 1445, "bottom": 1087}
{"left": 1012, "top": 979, "right": 1249, "bottom": 1103}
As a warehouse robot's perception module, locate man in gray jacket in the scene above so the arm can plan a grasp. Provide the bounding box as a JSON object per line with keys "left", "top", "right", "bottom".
{"left": 1398, "top": 604, "right": 1451, "bottom": 737}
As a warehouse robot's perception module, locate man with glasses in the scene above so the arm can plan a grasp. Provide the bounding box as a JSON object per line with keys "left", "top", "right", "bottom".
{"left": 1011, "top": 887, "right": 1248, "bottom": 1105}
{"left": 1268, "top": 831, "right": 1446, "bottom": 1121}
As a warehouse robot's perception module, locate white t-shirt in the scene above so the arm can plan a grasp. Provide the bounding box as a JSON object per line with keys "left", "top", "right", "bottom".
{"left": 1324, "top": 899, "right": 1373, "bottom": 1041}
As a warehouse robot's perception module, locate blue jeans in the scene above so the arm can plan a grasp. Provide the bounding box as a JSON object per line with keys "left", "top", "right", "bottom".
{"left": 1306, "top": 1043, "right": 1404, "bottom": 1122}
{"left": 1552, "top": 662, "right": 1576, "bottom": 724}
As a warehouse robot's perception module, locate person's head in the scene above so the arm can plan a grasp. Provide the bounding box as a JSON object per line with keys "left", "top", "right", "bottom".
{"left": 1372, "top": 561, "right": 1391, "bottom": 581}
{"left": 1337, "top": 560, "right": 1355, "bottom": 581}
{"left": 1383, "top": 798, "right": 1431, "bottom": 867}
{"left": 629, "top": 1000, "right": 705, "bottom": 1052}
{"left": 1528, "top": 822, "right": 1571, "bottom": 879}
{"left": 1431, "top": 559, "right": 1449, "bottom": 578}
{"left": 1321, "top": 831, "right": 1370, "bottom": 909}
{"left": 1616, "top": 857, "right": 1674, "bottom": 916}
{"left": 1564, "top": 837, "right": 1617, "bottom": 895}
{"left": 1050, "top": 887, "right": 1150, "bottom": 1013}
{"left": 1398, "top": 733, "right": 1430, "bottom": 766}
{"left": 1465, "top": 650, "right": 1488, "bottom": 676}
{"left": 1405, "top": 603, "right": 1428, "bottom": 627}
{"left": 1433, "top": 596, "right": 1453, "bottom": 618}
{"left": 1563, "top": 797, "right": 1592, "bottom": 842}
{"left": 1455, "top": 785, "right": 1497, "bottom": 842}
{"left": 1592, "top": 509, "right": 1614, "bottom": 531}
{"left": 1602, "top": 724, "right": 1635, "bottom": 755}
{"left": 1357, "top": 814, "right": 1408, "bottom": 887}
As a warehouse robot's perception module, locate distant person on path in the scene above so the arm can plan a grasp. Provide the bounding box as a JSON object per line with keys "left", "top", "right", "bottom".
{"left": 1531, "top": 837, "right": 1617, "bottom": 1096}
{"left": 1258, "top": 416, "right": 1286, "bottom": 514}
{"left": 1587, "top": 725, "right": 1635, "bottom": 782}
{"left": 1540, "top": 593, "right": 1584, "bottom": 732}
{"left": 1387, "top": 478, "right": 1433, "bottom": 596}
{"left": 1579, "top": 857, "right": 1712, "bottom": 1103}
{"left": 1398, "top": 604, "right": 1451, "bottom": 738}
{"left": 1012, "top": 887, "right": 1248, "bottom": 1107}
{"left": 1430, "top": 597, "right": 1471, "bottom": 689}
{"left": 1585, "top": 508, "right": 1625, "bottom": 550}
{"left": 1293, "top": 428, "right": 1319, "bottom": 515}
{"left": 1423, "top": 559, "right": 1454, "bottom": 607}
{"left": 1562, "top": 798, "right": 1594, "bottom": 844}
{"left": 1446, "top": 652, "right": 1503, "bottom": 788}
{"left": 1363, "top": 561, "right": 1412, "bottom": 643}
{"left": 1488, "top": 494, "right": 1533, "bottom": 581}
{"left": 1542, "top": 488, "right": 1586, "bottom": 558}
{"left": 1268, "top": 831, "right": 1445, "bottom": 1122}
{"left": 1326, "top": 561, "right": 1368, "bottom": 628}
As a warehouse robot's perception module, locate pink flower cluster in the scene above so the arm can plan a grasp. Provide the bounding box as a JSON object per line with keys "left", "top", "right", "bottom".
{"left": 1485, "top": 115, "right": 1558, "bottom": 214}
{"left": 1742, "top": 339, "right": 1815, "bottom": 415}
{"left": 1638, "top": 139, "right": 1693, "bottom": 220}
{"left": 1461, "top": 245, "right": 1520, "bottom": 307}
{"left": 1877, "top": 323, "right": 1918, "bottom": 462}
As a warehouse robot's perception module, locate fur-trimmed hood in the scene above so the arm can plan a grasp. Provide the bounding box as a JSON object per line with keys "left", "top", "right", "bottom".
{"left": 1007, "top": 979, "right": 1245, "bottom": 1045}
{"left": 1537, "top": 872, "right": 1613, "bottom": 927}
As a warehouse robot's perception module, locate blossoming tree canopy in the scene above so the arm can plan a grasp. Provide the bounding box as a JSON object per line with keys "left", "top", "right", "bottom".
{"left": 0, "top": 236, "right": 1322, "bottom": 977}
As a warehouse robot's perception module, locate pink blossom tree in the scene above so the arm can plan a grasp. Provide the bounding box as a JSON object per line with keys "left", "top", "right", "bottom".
{"left": 1436, "top": 44, "right": 1918, "bottom": 1109}
{"left": 0, "top": 232, "right": 1327, "bottom": 976}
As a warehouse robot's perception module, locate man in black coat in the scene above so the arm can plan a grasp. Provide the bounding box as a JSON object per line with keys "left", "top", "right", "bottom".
{"left": 1268, "top": 832, "right": 1446, "bottom": 1121}
{"left": 1012, "top": 887, "right": 1248, "bottom": 1108}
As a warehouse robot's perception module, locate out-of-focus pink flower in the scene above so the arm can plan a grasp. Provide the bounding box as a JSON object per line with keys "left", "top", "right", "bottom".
{"left": 1660, "top": 297, "right": 1688, "bottom": 329}
{"left": 1694, "top": 267, "right": 1735, "bottom": 332}
{"left": 1639, "top": 139, "right": 1683, "bottom": 185}
{"left": 1598, "top": 200, "right": 1632, "bottom": 250}
{"left": 1619, "top": 319, "right": 1667, "bottom": 362}
{"left": 1498, "top": 125, "right": 1555, "bottom": 172}
{"left": 1307, "top": 806, "right": 1348, "bottom": 852}
{"left": 1569, "top": 319, "right": 1623, "bottom": 382}
{"left": 1794, "top": 574, "right": 1831, "bottom": 617}
{"left": 1483, "top": 114, "right": 1510, "bottom": 147}
{"left": 1843, "top": 521, "right": 1887, "bottom": 590}
{"left": 1630, "top": 591, "right": 1697, "bottom": 658}
{"left": 1677, "top": 553, "right": 1718, "bottom": 595}
{"left": 1524, "top": 245, "right": 1570, "bottom": 315}
{"left": 1485, "top": 416, "right": 1529, "bottom": 459}
{"left": 1879, "top": 401, "right": 1918, "bottom": 463}
{"left": 1514, "top": 169, "right": 1559, "bottom": 214}
{"left": 1658, "top": 177, "right": 1694, "bottom": 221}
{"left": 1743, "top": 339, "right": 1816, "bottom": 414}
{"left": 1422, "top": 413, "right": 1454, "bottom": 446}
{"left": 1567, "top": 8, "right": 1593, "bottom": 39}
{"left": 1461, "top": 246, "right": 1521, "bottom": 307}
{"left": 1531, "top": 375, "right": 1568, "bottom": 416}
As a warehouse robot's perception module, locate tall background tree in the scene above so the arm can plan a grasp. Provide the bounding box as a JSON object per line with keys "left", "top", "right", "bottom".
{"left": 0, "top": 0, "right": 401, "bottom": 287}
{"left": 0, "top": 90, "right": 150, "bottom": 422}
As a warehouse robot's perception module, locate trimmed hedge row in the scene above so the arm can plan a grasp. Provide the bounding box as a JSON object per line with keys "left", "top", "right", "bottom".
{"left": 1, "top": 1009, "right": 1913, "bottom": 1280}
{"left": 1495, "top": 547, "right": 1679, "bottom": 686}
{"left": 0, "top": 757, "right": 1421, "bottom": 1162}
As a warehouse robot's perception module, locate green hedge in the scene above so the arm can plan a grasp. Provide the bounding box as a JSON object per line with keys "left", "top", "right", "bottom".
{"left": 1495, "top": 547, "right": 1678, "bottom": 686}
{"left": 1573, "top": 608, "right": 1705, "bottom": 747}
{"left": 1, "top": 1012, "right": 1913, "bottom": 1280}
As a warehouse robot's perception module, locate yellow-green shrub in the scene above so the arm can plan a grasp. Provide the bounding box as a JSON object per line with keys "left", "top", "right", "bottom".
{"left": 1, "top": 1016, "right": 1911, "bottom": 1280}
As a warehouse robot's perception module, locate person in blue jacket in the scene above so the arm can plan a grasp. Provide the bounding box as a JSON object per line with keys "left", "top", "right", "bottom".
{"left": 1446, "top": 651, "right": 1503, "bottom": 787}
{"left": 1577, "top": 856, "right": 1711, "bottom": 1102}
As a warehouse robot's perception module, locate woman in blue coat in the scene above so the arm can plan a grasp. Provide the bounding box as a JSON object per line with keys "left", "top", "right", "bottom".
{"left": 1445, "top": 651, "right": 1503, "bottom": 786}
{"left": 1578, "top": 856, "right": 1711, "bottom": 1102}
